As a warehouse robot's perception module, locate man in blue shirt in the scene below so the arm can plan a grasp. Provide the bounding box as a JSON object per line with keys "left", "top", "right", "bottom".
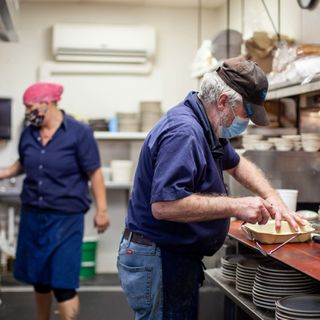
{"left": 0, "top": 82, "right": 110, "bottom": 320}
{"left": 117, "top": 58, "right": 303, "bottom": 319}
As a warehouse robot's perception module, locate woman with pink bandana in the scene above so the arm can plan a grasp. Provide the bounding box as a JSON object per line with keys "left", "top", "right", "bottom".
{"left": 0, "top": 82, "right": 110, "bottom": 320}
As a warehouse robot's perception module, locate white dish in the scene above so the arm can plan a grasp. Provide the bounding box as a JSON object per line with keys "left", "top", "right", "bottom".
{"left": 276, "top": 294, "right": 320, "bottom": 314}
{"left": 282, "top": 135, "right": 301, "bottom": 141}
{"left": 275, "top": 145, "right": 293, "bottom": 151}
{"left": 302, "top": 145, "right": 320, "bottom": 152}
{"left": 296, "top": 210, "right": 319, "bottom": 221}
{"left": 254, "top": 142, "right": 273, "bottom": 151}
{"left": 243, "top": 220, "right": 314, "bottom": 244}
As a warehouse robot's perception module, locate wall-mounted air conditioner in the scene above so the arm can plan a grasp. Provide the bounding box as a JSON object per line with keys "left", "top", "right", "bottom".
{"left": 52, "top": 23, "right": 156, "bottom": 64}
{"left": 0, "top": 0, "right": 19, "bottom": 42}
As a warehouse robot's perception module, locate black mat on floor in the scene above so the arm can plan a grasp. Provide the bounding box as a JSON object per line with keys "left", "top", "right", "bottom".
{"left": 1, "top": 273, "right": 121, "bottom": 287}
{"left": 0, "top": 291, "right": 133, "bottom": 320}
{"left": 0, "top": 274, "right": 224, "bottom": 320}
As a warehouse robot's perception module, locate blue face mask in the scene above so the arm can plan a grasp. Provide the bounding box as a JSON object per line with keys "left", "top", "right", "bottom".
{"left": 218, "top": 105, "right": 249, "bottom": 139}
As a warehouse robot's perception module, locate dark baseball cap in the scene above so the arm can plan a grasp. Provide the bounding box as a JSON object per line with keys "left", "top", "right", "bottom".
{"left": 216, "top": 57, "right": 269, "bottom": 126}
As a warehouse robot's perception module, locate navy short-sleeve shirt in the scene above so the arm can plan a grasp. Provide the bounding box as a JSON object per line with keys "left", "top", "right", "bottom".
{"left": 126, "top": 92, "right": 240, "bottom": 256}
{"left": 18, "top": 112, "right": 101, "bottom": 213}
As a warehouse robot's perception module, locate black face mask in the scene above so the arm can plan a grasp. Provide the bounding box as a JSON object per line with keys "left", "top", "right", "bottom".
{"left": 25, "top": 108, "right": 45, "bottom": 127}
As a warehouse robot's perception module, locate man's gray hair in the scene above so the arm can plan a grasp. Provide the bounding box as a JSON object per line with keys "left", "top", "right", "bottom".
{"left": 198, "top": 71, "right": 242, "bottom": 107}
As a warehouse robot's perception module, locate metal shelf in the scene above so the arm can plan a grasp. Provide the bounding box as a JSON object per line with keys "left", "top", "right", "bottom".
{"left": 94, "top": 131, "right": 147, "bottom": 141}
{"left": 205, "top": 268, "right": 275, "bottom": 320}
{"left": 246, "top": 127, "right": 298, "bottom": 136}
{"left": 267, "top": 80, "right": 320, "bottom": 100}
{"left": 104, "top": 181, "right": 132, "bottom": 190}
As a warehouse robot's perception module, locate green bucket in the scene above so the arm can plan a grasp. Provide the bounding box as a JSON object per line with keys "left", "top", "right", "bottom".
{"left": 80, "top": 236, "right": 98, "bottom": 279}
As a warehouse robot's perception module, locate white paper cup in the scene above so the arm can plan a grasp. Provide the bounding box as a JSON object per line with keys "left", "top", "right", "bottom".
{"left": 276, "top": 189, "right": 298, "bottom": 212}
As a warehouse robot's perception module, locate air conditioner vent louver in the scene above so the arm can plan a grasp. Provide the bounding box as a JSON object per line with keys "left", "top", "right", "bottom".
{"left": 52, "top": 24, "right": 156, "bottom": 64}
{"left": 0, "top": 0, "right": 19, "bottom": 42}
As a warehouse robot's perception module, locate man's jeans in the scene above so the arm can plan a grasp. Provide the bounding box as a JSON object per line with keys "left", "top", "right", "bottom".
{"left": 117, "top": 235, "right": 204, "bottom": 320}
{"left": 117, "top": 237, "right": 163, "bottom": 320}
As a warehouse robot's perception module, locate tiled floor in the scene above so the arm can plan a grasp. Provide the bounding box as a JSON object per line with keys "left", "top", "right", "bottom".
{"left": 0, "top": 273, "right": 224, "bottom": 320}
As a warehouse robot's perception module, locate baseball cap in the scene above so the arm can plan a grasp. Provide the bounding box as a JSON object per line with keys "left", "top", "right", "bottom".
{"left": 216, "top": 57, "right": 269, "bottom": 126}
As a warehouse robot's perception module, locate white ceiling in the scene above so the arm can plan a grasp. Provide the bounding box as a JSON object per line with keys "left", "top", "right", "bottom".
{"left": 21, "top": 0, "right": 226, "bottom": 8}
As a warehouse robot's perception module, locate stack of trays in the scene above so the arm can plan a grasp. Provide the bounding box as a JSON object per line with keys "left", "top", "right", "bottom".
{"left": 275, "top": 294, "right": 320, "bottom": 319}
{"left": 221, "top": 255, "right": 244, "bottom": 282}
{"left": 252, "top": 261, "right": 319, "bottom": 310}
{"left": 117, "top": 112, "right": 140, "bottom": 132}
{"left": 88, "top": 118, "right": 108, "bottom": 131}
{"left": 236, "top": 257, "right": 268, "bottom": 295}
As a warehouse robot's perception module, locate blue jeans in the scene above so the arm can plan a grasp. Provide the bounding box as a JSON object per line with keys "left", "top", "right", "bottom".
{"left": 117, "top": 235, "right": 204, "bottom": 320}
{"left": 117, "top": 236, "right": 163, "bottom": 320}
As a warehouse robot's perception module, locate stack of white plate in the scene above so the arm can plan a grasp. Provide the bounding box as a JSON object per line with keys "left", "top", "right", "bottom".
{"left": 221, "top": 255, "right": 244, "bottom": 282}
{"left": 252, "top": 261, "right": 319, "bottom": 310}
{"left": 301, "top": 133, "right": 320, "bottom": 152}
{"left": 236, "top": 257, "right": 267, "bottom": 295}
{"left": 275, "top": 294, "right": 320, "bottom": 319}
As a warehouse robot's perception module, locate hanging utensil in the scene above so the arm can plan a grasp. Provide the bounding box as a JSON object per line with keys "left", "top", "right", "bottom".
{"left": 257, "top": 233, "right": 299, "bottom": 256}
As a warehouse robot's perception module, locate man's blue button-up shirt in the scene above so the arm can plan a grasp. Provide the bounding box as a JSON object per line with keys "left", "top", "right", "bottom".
{"left": 126, "top": 92, "right": 240, "bottom": 256}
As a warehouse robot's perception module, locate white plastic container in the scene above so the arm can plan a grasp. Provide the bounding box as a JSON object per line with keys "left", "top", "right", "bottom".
{"left": 111, "top": 160, "right": 133, "bottom": 183}
{"left": 276, "top": 189, "right": 298, "bottom": 212}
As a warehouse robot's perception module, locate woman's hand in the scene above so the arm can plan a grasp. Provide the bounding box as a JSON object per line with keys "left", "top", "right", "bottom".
{"left": 94, "top": 210, "right": 110, "bottom": 233}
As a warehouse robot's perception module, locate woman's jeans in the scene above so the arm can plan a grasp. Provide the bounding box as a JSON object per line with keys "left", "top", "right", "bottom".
{"left": 117, "top": 235, "right": 204, "bottom": 320}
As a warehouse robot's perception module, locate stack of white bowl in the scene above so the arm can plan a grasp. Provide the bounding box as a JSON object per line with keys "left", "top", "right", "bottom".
{"left": 140, "top": 101, "right": 162, "bottom": 132}
{"left": 301, "top": 133, "right": 320, "bottom": 152}
{"left": 242, "top": 134, "right": 263, "bottom": 150}
{"left": 254, "top": 140, "right": 274, "bottom": 151}
{"left": 282, "top": 135, "right": 302, "bottom": 151}
{"left": 270, "top": 137, "right": 294, "bottom": 151}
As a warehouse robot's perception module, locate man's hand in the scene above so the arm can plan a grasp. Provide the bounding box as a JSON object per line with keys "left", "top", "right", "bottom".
{"left": 265, "top": 194, "right": 305, "bottom": 232}
{"left": 233, "top": 196, "right": 276, "bottom": 225}
{"left": 94, "top": 210, "right": 110, "bottom": 233}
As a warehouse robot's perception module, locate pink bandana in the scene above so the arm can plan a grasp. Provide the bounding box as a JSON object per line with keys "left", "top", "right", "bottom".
{"left": 23, "top": 82, "right": 64, "bottom": 105}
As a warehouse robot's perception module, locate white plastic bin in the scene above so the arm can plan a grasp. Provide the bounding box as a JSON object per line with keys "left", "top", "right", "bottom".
{"left": 111, "top": 160, "right": 133, "bottom": 183}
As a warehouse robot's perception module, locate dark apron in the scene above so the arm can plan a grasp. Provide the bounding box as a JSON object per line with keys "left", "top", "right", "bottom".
{"left": 161, "top": 248, "right": 205, "bottom": 320}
